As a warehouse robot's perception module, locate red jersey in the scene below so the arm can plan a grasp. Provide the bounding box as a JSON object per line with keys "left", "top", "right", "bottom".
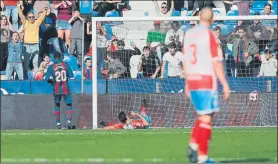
{"left": 113, "top": 120, "right": 144, "bottom": 129}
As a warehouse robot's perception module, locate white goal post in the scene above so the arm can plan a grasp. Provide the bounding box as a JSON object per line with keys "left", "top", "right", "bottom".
{"left": 91, "top": 15, "right": 277, "bottom": 129}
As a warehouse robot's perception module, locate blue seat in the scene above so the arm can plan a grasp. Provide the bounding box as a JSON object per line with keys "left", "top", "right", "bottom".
{"left": 93, "top": 11, "right": 99, "bottom": 17}
{"left": 224, "top": 10, "right": 238, "bottom": 25}
{"left": 105, "top": 10, "right": 119, "bottom": 17}
{"left": 251, "top": 1, "right": 267, "bottom": 10}
{"left": 221, "top": 25, "right": 234, "bottom": 35}
{"left": 186, "top": 10, "right": 194, "bottom": 16}
{"left": 105, "top": 10, "right": 121, "bottom": 26}
{"left": 172, "top": 10, "right": 181, "bottom": 16}
{"left": 212, "top": 9, "right": 221, "bottom": 16}
{"left": 272, "top": 1, "right": 277, "bottom": 13}
{"left": 250, "top": 9, "right": 256, "bottom": 15}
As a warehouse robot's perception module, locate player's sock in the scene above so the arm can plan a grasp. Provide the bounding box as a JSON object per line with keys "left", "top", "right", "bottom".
{"left": 189, "top": 119, "right": 201, "bottom": 151}
{"left": 197, "top": 121, "right": 212, "bottom": 163}
{"left": 141, "top": 106, "right": 147, "bottom": 114}
{"left": 54, "top": 107, "right": 61, "bottom": 125}
{"left": 67, "top": 106, "right": 73, "bottom": 122}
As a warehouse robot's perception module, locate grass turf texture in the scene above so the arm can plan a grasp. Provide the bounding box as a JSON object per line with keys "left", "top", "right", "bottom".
{"left": 1, "top": 128, "right": 277, "bottom": 163}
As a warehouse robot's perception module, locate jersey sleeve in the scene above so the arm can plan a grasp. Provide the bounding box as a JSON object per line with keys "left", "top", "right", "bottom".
{"left": 65, "top": 62, "right": 74, "bottom": 78}
{"left": 131, "top": 120, "right": 144, "bottom": 128}
{"left": 209, "top": 31, "right": 223, "bottom": 62}
{"left": 113, "top": 123, "right": 124, "bottom": 129}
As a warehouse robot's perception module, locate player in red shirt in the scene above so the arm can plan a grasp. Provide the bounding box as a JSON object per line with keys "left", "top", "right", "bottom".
{"left": 183, "top": 8, "right": 230, "bottom": 163}
{"left": 99, "top": 99, "right": 152, "bottom": 130}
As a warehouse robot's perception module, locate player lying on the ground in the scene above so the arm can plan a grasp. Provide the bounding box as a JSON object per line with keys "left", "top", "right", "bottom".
{"left": 45, "top": 52, "right": 75, "bottom": 130}
{"left": 99, "top": 99, "right": 152, "bottom": 129}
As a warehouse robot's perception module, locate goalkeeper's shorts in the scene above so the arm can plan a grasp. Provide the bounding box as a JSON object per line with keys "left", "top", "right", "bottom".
{"left": 142, "top": 114, "right": 152, "bottom": 129}
{"left": 190, "top": 90, "right": 220, "bottom": 115}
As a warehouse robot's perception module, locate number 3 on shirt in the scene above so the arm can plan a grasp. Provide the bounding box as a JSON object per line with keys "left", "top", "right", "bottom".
{"left": 55, "top": 70, "right": 67, "bottom": 82}
{"left": 189, "top": 44, "right": 197, "bottom": 64}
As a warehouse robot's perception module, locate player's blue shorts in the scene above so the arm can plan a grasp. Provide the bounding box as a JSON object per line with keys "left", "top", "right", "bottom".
{"left": 190, "top": 90, "right": 220, "bottom": 115}
{"left": 53, "top": 93, "right": 72, "bottom": 104}
{"left": 142, "top": 114, "right": 152, "bottom": 129}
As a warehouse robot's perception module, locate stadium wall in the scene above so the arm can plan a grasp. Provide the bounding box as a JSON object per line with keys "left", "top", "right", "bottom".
{"left": 1, "top": 93, "right": 277, "bottom": 129}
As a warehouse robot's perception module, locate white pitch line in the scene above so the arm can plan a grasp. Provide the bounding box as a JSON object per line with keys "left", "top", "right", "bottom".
{"left": 1, "top": 130, "right": 276, "bottom": 136}
{"left": 1, "top": 157, "right": 277, "bottom": 163}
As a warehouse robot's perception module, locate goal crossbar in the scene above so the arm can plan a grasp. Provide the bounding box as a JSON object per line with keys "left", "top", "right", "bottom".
{"left": 91, "top": 15, "right": 277, "bottom": 22}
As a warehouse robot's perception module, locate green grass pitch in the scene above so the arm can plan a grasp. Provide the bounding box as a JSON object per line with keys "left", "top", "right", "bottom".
{"left": 1, "top": 128, "right": 277, "bottom": 163}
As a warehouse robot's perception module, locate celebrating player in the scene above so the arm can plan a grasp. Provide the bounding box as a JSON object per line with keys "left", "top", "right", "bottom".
{"left": 99, "top": 99, "right": 152, "bottom": 130}
{"left": 45, "top": 52, "right": 74, "bottom": 129}
{"left": 183, "top": 8, "right": 230, "bottom": 163}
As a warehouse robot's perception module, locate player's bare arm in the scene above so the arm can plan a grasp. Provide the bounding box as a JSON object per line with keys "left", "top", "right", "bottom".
{"left": 131, "top": 111, "right": 149, "bottom": 126}
{"left": 213, "top": 60, "right": 230, "bottom": 100}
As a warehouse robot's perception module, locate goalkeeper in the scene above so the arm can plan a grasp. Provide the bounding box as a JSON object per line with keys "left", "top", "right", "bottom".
{"left": 99, "top": 99, "right": 152, "bottom": 129}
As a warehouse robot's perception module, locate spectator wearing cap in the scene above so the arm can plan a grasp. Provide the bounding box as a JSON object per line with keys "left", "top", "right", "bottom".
{"left": 165, "top": 21, "right": 184, "bottom": 52}
{"left": 258, "top": 49, "right": 277, "bottom": 77}
{"left": 147, "top": 21, "right": 166, "bottom": 61}
{"left": 153, "top": 0, "right": 174, "bottom": 31}
{"left": 160, "top": 42, "right": 183, "bottom": 78}
{"left": 18, "top": 2, "right": 47, "bottom": 79}
{"left": 138, "top": 46, "right": 161, "bottom": 79}
{"left": 114, "top": 39, "right": 141, "bottom": 78}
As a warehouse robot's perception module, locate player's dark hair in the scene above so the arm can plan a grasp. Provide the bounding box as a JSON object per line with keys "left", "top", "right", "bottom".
{"left": 85, "top": 58, "right": 91, "bottom": 63}
{"left": 143, "top": 46, "right": 150, "bottom": 51}
{"left": 213, "top": 26, "right": 221, "bottom": 33}
{"left": 117, "top": 40, "right": 125, "bottom": 47}
{"left": 54, "top": 52, "right": 62, "bottom": 60}
{"left": 43, "top": 53, "right": 50, "bottom": 58}
{"left": 264, "top": 3, "right": 272, "bottom": 10}
{"left": 238, "top": 26, "right": 247, "bottom": 33}
{"left": 118, "top": 111, "right": 127, "bottom": 124}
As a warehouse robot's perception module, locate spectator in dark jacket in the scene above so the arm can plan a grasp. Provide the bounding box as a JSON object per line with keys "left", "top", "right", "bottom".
{"left": 114, "top": 40, "right": 141, "bottom": 78}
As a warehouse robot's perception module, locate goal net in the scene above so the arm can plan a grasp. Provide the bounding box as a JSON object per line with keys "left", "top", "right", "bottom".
{"left": 92, "top": 16, "right": 277, "bottom": 129}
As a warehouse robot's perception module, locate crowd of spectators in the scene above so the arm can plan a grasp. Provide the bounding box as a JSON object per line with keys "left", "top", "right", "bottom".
{"left": 0, "top": 0, "right": 92, "bottom": 80}
{"left": 97, "top": 0, "right": 277, "bottom": 79}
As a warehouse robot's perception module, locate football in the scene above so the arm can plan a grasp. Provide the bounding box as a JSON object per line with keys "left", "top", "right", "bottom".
{"left": 249, "top": 91, "right": 258, "bottom": 101}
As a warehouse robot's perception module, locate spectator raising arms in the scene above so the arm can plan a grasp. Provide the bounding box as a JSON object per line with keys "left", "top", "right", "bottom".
{"left": 0, "top": 15, "right": 14, "bottom": 71}
{"left": 54, "top": 0, "right": 73, "bottom": 50}
{"left": 18, "top": 2, "right": 47, "bottom": 79}
{"left": 2, "top": 0, "right": 18, "bottom": 31}
{"left": 6, "top": 32, "right": 24, "bottom": 80}
{"left": 153, "top": 0, "right": 174, "bottom": 30}
{"left": 69, "top": 9, "right": 85, "bottom": 67}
